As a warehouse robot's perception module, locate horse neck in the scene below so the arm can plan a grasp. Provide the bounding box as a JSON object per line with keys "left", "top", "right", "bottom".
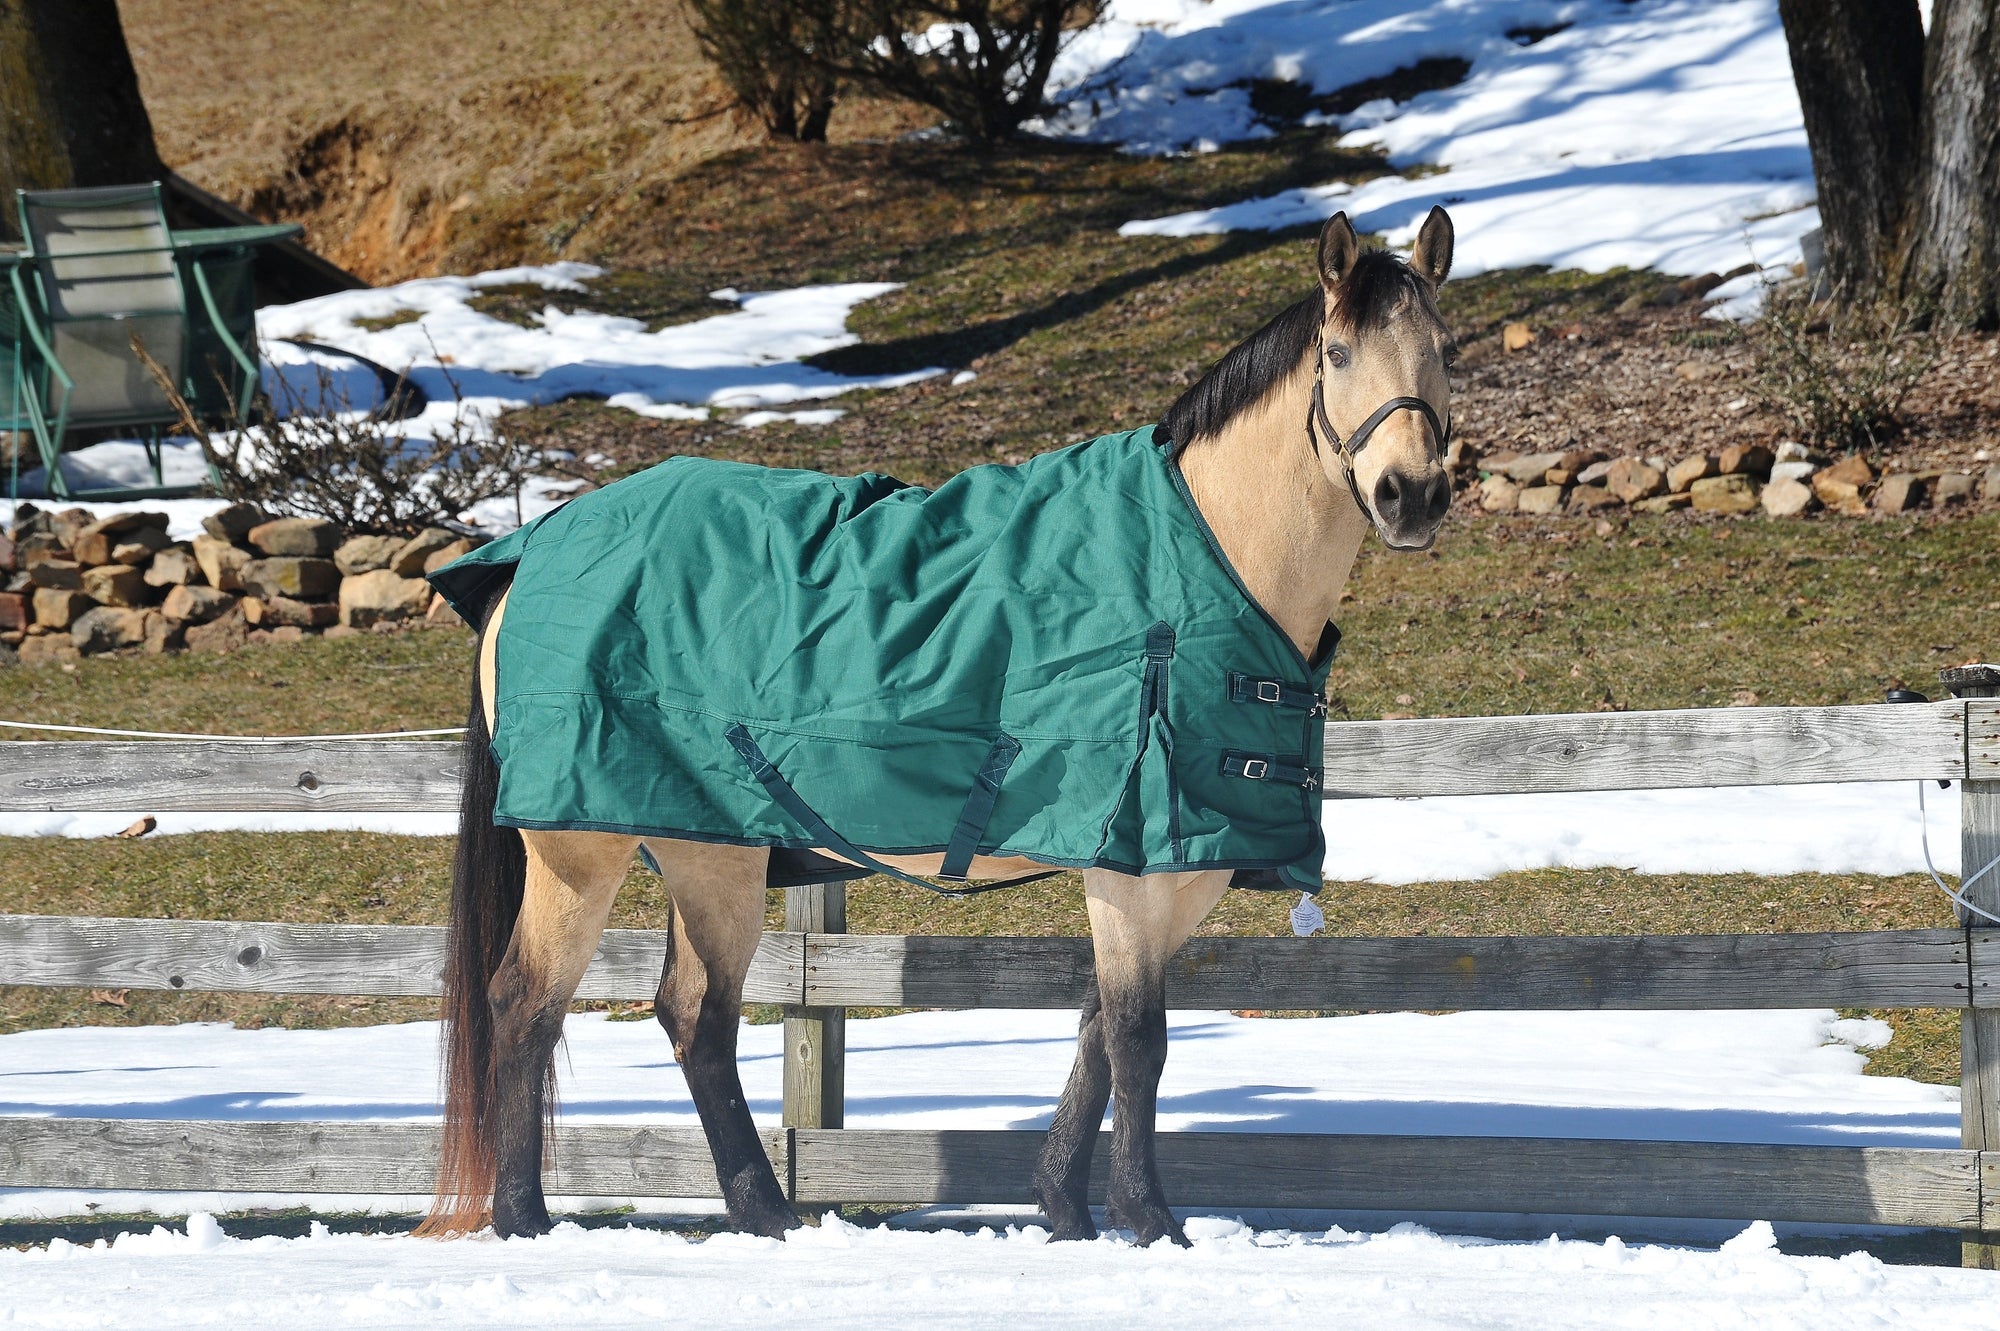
{"left": 1175, "top": 362, "right": 1369, "bottom": 663}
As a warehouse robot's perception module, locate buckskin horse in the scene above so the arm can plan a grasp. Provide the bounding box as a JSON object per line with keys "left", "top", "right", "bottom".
{"left": 421, "top": 207, "right": 1458, "bottom": 1246}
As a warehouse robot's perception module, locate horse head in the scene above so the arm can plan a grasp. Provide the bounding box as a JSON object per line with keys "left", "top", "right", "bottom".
{"left": 1310, "top": 207, "right": 1457, "bottom": 551}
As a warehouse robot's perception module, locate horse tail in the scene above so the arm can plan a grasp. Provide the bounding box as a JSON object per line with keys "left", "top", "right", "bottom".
{"left": 419, "top": 575, "right": 524, "bottom": 1236}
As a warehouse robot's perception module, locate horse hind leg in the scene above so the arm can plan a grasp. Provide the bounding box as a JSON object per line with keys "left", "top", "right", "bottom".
{"left": 485, "top": 829, "right": 636, "bottom": 1237}
{"left": 647, "top": 837, "right": 798, "bottom": 1238}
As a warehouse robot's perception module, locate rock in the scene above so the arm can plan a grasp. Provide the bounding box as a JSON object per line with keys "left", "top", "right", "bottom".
{"left": 1874, "top": 473, "right": 1927, "bottom": 513}
{"left": 262, "top": 595, "right": 340, "bottom": 629}
{"left": 1647, "top": 281, "right": 1688, "bottom": 307}
{"left": 1934, "top": 472, "right": 1976, "bottom": 506}
{"left": 267, "top": 625, "right": 307, "bottom": 644}
{"left": 1605, "top": 458, "right": 1666, "bottom": 503}
{"left": 1496, "top": 451, "right": 1567, "bottom": 485}
{"left": 1517, "top": 484, "right": 1568, "bottom": 515}
{"left": 334, "top": 534, "right": 402, "bottom": 575}
{"left": 425, "top": 592, "right": 465, "bottom": 628}
{"left": 339, "top": 568, "right": 434, "bottom": 627}
{"left": 193, "top": 535, "right": 251, "bottom": 591}
{"left": 1775, "top": 440, "right": 1813, "bottom": 463}
{"left": 1820, "top": 454, "right": 1875, "bottom": 489}
{"left": 1770, "top": 460, "right": 1816, "bottom": 485}
{"left": 1443, "top": 438, "right": 1480, "bottom": 474}
{"left": 184, "top": 608, "right": 247, "bottom": 654}
{"left": 1983, "top": 465, "right": 2000, "bottom": 502}
{"left": 144, "top": 612, "right": 183, "bottom": 655}
{"left": 322, "top": 624, "right": 363, "bottom": 640}
{"left": 71, "top": 606, "right": 149, "bottom": 654}
{"left": 1673, "top": 360, "right": 1714, "bottom": 382}
{"left": 1631, "top": 493, "right": 1694, "bottom": 514}
{"left": 241, "top": 556, "right": 340, "bottom": 601}
{"left": 1690, "top": 473, "right": 1760, "bottom": 514}
{"left": 247, "top": 627, "right": 274, "bottom": 645}
{"left": 390, "top": 527, "right": 461, "bottom": 577}
{"left": 19, "top": 634, "right": 80, "bottom": 667}
{"left": 1718, "top": 443, "right": 1775, "bottom": 478}
{"left": 1575, "top": 460, "right": 1615, "bottom": 486}
{"left": 73, "top": 515, "right": 169, "bottom": 566}
{"left": 27, "top": 558, "right": 82, "bottom": 590}
{"left": 17, "top": 533, "right": 64, "bottom": 566}
{"left": 32, "top": 587, "right": 93, "bottom": 628}
{"left": 81, "top": 564, "right": 149, "bottom": 607}
{"left": 47, "top": 508, "right": 96, "bottom": 548}
{"left": 247, "top": 516, "right": 341, "bottom": 558}
{"left": 162, "top": 584, "right": 235, "bottom": 624}
{"left": 1667, "top": 455, "right": 1718, "bottom": 493}
{"left": 1544, "top": 468, "right": 1574, "bottom": 487}
{"left": 0, "top": 591, "right": 23, "bottom": 631}
{"left": 144, "top": 547, "right": 203, "bottom": 588}
{"left": 1676, "top": 272, "right": 1727, "bottom": 301}
{"left": 109, "top": 528, "right": 171, "bottom": 565}
{"left": 1503, "top": 322, "right": 1536, "bottom": 352}
{"left": 200, "top": 502, "right": 266, "bottom": 541}
{"left": 1566, "top": 485, "right": 1621, "bottom": 514}
{"left": 1760, "top": 477, "right": 1816, "bottom": 517}
{"left": 423, "top": 538, "right": 477, "bottom": 574}
{"left": 1479, "top": 474, "right": 1521, "bottom": 512}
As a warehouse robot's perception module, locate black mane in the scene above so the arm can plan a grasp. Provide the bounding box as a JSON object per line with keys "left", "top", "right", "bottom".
{"left": 1158, "top": 249, "right": 1431, "bottom": 452}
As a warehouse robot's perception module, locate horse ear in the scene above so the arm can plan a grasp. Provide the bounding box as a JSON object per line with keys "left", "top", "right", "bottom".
{"left": 1317, "top": 212, "right": 1359, "bottom": 291}
{"left": 1410, "top": 206, "right": 1454, "bottom": 287}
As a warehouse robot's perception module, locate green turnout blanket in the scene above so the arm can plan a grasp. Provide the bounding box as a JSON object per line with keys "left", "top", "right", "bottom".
{"left": 430, "top": 426, "right": 1334, "bottom": 889}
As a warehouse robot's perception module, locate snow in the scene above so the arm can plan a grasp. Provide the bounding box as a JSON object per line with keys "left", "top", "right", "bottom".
{"left": 0, "top": 1007, "right": 1986, "bottom": 1325}
{"left": 0, "top": 779, "right": 1964, "bottom": 882}
{"left": 10, "top": 274, "right": 937, "bottom": 529}
{"left": 5, "top": 1211, "right": 1999, "bottom": 1331}
{"left": 1062, "top": 0, "right": 1818, "bottom": 280}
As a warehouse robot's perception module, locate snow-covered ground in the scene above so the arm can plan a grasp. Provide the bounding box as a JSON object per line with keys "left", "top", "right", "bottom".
{"left": 1041, "top": 0, "right": 1818, "bottom": 285}
{"left": 0, "top": 778, "right": 1966, "bottom": 882}
{"left": 13, "top": 274, "right": 935, "bottom": 518}
{"left": 0, "top": 1007, "right": 1986, "bottom": 1326}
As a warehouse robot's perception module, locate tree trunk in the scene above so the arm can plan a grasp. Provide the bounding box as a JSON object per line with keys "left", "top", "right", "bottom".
{"left": 0, "top": 0, "right": 162, "bottom": 240}
{"left": 1774, "top": 0, "right": 1927, "bottom": 297}
{"left": 1905, "top": 0, "right": 2000, "bottom": 329}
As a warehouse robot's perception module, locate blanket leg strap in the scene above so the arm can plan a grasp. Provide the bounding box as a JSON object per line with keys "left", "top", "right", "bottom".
{"left": 725, "top": 723, "right": 1054, "bottom": 899}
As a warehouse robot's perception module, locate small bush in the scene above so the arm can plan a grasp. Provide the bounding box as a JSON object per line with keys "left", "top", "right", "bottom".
{"left": 1745, "top": 282, "right": 1941, "bottom": 451}
{"left": 687, "top": 0, "right": 842, "bottom": 142}
{"left": 141, "top": 341, "right": 539, "bottom": 535}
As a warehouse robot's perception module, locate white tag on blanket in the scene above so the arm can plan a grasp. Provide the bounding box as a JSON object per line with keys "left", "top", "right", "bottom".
{"left": 1289, "top": 892, "right": 1324, "bottom": 938}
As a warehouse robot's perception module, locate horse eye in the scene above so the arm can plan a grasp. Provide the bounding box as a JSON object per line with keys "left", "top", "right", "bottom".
{"left": 1326, "top": 345, "right": 1350, "bottom": 368}
{"left": 1443, "top": 346, "right": 1461, "bottom": 369}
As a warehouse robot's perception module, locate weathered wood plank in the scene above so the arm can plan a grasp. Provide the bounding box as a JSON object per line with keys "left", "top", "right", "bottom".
{"left": 0, "top": 915, "right": 805, "bottom": 1005}
{"left": 802, "top": 930, "right": 1975, "bottom": 1011}
{"left": 0, "top": 701, "right": 1965, "bottom": 817}
{"left": 783, "top": 884, "right": 846, "bottom": 1131}
{"left": 0, "top": 1118, "right": 777, "bottom": 1196}
{"left": 1969, "top": 700, "right": 2000, "bottom": 779}
{"left": 791, "top": 1129, "right": 1980, "bottom": 1227}
{"left": 0, "top": 740, "right": 463, "bottom": 812}
{"left": 1946, "top": 669, "right": 2000, "bottom": 1266}
{"left": 1320, "top": 700, "right": 1964, "bottom": 798}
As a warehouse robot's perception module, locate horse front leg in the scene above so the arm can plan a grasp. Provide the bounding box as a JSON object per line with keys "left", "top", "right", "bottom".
{"left": 489, "top": 830, "right": 636, "bottom": 1238}
{"left": 1032, "top": 977, "right": 1110, "bottom": 1240}
{"left": 648, "top": 839, "right": 799, "bottom": 1238}
{"left": 1074, "top": 868, "right": 1231, "bottom": 1247}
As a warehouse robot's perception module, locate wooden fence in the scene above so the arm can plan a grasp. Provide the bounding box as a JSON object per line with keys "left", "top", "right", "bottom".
{"left": 1, "top": 668, "right": 1997, "bottom": 1262}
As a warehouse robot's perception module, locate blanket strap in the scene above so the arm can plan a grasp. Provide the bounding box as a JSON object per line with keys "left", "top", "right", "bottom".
{"left": 1221, "top": 750, "right": 1323, "bottom": 791}
{"left": 726, "top": 723, "right": 1055, "bottom": 899}
{"left": 939, "top": 733, "right": 1023, "bottom": 881}
{"left": 1227, "top": 672, "right": 1327, "bottom": 716}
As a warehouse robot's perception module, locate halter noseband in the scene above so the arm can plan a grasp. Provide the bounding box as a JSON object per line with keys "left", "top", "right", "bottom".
{"left": 1306, "top": 342, "right": 1450, "bottom": 532}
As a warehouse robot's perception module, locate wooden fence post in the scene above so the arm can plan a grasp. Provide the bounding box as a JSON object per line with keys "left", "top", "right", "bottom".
{"left": 1944, "top": 663, "right": 2000, "bottom": 1269}
{"left": 783, "top": 882, "right": 846, "bottom": 1133}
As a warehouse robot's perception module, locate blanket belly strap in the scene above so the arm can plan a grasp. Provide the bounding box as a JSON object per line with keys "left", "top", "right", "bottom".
{"left": 724, "top": 723, "right": 1054, "bottom": 898}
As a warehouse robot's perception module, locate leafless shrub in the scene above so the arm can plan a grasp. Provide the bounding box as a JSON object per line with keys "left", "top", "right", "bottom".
{"left": 138, "top": 339, "right": 539, "bottom": 535}
{"left": 1744, "top": 280, "right": 1941, "bottom": 452}
{"left": 687, "top": 0, "right": 843, "bottom": 141}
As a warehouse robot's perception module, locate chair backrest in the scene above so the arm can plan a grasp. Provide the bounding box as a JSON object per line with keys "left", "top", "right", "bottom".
{"left": 16, "top": 185, "right": 187, "bottom": 423}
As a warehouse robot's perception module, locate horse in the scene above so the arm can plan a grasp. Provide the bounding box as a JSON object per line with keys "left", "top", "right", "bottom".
{"left": 417, "top": 206, "right": 1458, "bottom": 1247}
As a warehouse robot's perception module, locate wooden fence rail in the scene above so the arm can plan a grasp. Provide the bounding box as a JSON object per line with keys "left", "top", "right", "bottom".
{"left": 2, "top": 671, "right": 1997, "bottom": 1262}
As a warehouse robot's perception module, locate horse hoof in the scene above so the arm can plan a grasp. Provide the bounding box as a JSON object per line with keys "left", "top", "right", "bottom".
{"left": 491, "top": 1206, "right": 553, "bottom": 1240}
{"left": 732, "top": 1205, "right": 803, "bottom": 1239}
{"left": 1108, "top": 1197, "right": 1186, "bottom": 1248}
{"left": 1032, "top": 1180, "right": 1098, "bottom": 1242}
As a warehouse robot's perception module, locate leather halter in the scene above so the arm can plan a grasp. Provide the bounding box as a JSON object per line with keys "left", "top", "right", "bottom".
{"left": 1306, "top": 343, "right": 1450, "bottom": 533}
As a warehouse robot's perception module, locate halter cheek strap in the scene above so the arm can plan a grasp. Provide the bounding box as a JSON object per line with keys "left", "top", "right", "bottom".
{"left": 1307, "top": 347, "right": 1451, "bottom": 530}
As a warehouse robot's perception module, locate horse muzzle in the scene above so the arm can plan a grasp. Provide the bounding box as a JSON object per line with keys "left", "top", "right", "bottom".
{"left": 1372, "top": 466, "right": 1452, "bottom": 549}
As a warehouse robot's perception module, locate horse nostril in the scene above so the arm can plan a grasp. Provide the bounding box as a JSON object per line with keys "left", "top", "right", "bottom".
{"left": 1374, "top": 472, "right": 1404, "bottom": 522}
{"left": 1425, "top": 473, "right": 1451, "bottom": 522}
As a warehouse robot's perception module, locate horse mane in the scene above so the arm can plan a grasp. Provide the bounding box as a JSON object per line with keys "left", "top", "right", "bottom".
{"left": 1158, "top": 249, "right": 1432, "bottom": 453}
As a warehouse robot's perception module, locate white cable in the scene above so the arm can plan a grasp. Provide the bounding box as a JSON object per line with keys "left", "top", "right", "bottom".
{"left": 0, "top": 719, "right": 464, "bottom": 742}
{"left": 1917, "top": 780, "right": 2000, "bottom": 926}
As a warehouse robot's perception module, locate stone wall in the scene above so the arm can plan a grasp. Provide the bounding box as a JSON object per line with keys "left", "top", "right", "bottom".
{"left": 0, "top": 503, "right": 479, "bottom": 667}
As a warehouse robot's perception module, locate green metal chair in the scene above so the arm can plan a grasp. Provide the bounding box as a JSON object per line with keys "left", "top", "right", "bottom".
{"left": 4, "top": 183, "right": 263, "bottom": 500}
